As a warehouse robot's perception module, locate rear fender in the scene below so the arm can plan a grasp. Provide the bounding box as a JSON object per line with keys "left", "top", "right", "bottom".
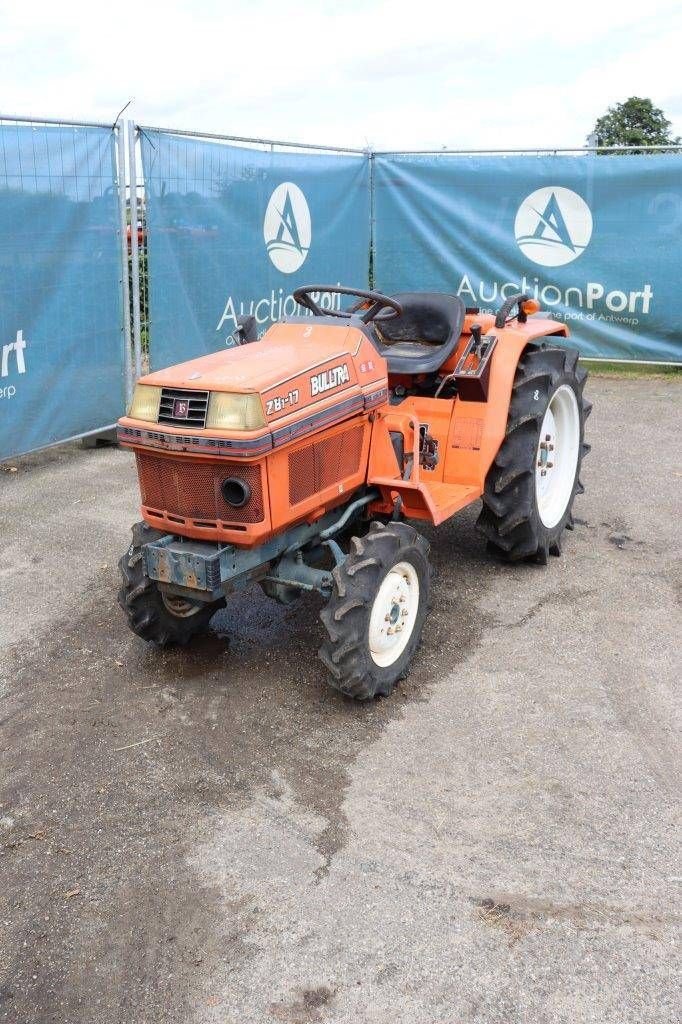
{"left": 445, "top": 319, "right": 569, "bottom": 490}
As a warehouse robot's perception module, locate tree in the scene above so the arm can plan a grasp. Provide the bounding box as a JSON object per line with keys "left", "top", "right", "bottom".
{"left": 590, "top": 97, "right": 680, "bottom": 152}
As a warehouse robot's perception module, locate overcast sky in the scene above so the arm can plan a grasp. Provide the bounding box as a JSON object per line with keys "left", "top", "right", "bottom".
{"left": 1, "top": 0, "right": 681, "bottom": 151}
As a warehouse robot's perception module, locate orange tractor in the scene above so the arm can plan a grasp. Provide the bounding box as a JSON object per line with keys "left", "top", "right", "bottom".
{"left": 117, "top": 286, "right": 590, "bottom": 699}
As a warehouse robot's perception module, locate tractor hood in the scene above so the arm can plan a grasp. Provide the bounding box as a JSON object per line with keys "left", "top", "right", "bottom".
{"left": 142, "top": 321, "right": 362, "bottom": 394}
{"left": 118, "top": 320, "right": 388, "bottom": 456}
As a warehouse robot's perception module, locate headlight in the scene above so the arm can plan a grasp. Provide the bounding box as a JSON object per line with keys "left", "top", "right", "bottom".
{"left": 206, "top": 392, "right": 265, "bottom": 431}
{"left": 127, "top": 384, "right": 161, "bottom": 422}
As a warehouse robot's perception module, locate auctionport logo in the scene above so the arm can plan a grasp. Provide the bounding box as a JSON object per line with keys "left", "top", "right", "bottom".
{"left": 515, "top": 186, "right": 593, "bottom": 267}
{"left": 263, "top": 182, "right": 311, "bottom": 274}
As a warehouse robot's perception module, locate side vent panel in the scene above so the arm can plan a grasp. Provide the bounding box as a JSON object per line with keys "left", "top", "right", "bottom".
{"left": 288, "top": 425, "right": 364, "bottom": 506}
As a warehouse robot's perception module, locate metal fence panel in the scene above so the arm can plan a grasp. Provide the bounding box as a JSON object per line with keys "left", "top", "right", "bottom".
{"left": 0, "top": 121, "right": 125, "bottom": 460}
{"left": 140, "top": 130, "right": 371, "bottom": 370}
{"left": 373, "top": 153, "right": 682, "bottom": 362}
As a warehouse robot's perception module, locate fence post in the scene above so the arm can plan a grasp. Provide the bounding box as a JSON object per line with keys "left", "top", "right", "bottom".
{"left": 128, "top": 120, "right": 143, "bottom": 380}
{"left": 116, "top": 122, "right": 133, "bottom": 404}
{"left": 368, "top": 149, "right": 376, "bottom": 290}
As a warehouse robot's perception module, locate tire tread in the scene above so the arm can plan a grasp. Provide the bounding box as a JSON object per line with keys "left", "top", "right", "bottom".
{"left": 318, "top": 522, "right": 431, "bottom": 700}
{"left": 476, "top": 343, "right": 589, "bottom": 563}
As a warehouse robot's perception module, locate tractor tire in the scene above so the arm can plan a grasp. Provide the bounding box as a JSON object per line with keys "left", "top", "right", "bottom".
{"left": 118, "top": 522, "right": 225, "bottom": 645}
{"left": 477, "top": 340, "right": 591, "bottom": 564}
{"left": 319, "top": 521, "right": 431, "bottom": 700}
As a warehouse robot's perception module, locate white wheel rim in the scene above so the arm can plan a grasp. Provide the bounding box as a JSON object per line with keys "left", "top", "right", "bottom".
{"left": 535, "top": 384, "right": 580, "bottom": 529}
{"left": 368, "top": 561, "right": 420, "bottom": 668}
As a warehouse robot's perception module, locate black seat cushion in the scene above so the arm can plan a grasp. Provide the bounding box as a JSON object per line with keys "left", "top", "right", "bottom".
{"left": 373, "top": 292, "right": 466, "bottom": 374}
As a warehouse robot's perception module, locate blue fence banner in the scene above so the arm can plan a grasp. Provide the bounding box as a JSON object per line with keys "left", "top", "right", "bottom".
{"left": 0, "top": 124, "right": 125, "bottom": 460}
{"left": 141, "top": 131, "right": 371, "bottom": 370}
{"left": 374, "top": 153, "right": 682, "bottom": 362}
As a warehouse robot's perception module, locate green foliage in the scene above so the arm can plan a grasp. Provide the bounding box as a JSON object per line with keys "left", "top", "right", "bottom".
{"left": 127, "top": 245, "right": 150, "bottom": 354}
{"left": 581, "top": 359, "right": 681, "bottom": 376}
{"left": 592, "top": 97, "right": 680, "bottom": 153}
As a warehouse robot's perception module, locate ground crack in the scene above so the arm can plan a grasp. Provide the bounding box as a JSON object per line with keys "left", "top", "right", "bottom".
{"left": 492, "top": 586, "right": 595, "bottom": 630}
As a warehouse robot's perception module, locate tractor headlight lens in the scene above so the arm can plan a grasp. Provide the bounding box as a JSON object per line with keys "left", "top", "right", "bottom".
{"left": 206, "top": 392, "right": 266, "bottom": 431}
{"left": 127, "top": 384, "right": 162, "bottom": 422}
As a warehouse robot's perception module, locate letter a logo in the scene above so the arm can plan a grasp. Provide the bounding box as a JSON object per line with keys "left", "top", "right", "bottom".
{"left": 515, "top": 186, "right": 593, "bottom": 267}
{"left": 264, "top": 182, "right": 312, "bottom": 274}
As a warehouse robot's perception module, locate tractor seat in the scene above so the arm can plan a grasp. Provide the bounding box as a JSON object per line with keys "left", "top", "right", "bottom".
{"left": 373, "top": 292, "right": 466, "bottom": 375}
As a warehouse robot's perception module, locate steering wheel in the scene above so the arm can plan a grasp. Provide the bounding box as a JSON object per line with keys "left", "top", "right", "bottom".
{"left": 293, "top": 285, "right": 403, "bottom": 324}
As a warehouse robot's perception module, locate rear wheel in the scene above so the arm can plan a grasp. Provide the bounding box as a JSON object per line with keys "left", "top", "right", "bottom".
{"left": 319, "top": 521, "right": 431, "bottom": 700}
{"left": 118, "top": 522, "right": 225, "bottom": 645}
{"left": 476, "top": 341, "right": 591, "bottom": 563}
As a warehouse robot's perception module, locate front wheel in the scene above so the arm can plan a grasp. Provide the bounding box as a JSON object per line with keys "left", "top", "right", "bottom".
{"left": 477, "top": 341, "right": 591, "bottom": 563}
{"left": 319, "top": 521, "right": 431, "bottom": 700}
{"left": 118, "top": 522, "right": 225, "bottom": 645}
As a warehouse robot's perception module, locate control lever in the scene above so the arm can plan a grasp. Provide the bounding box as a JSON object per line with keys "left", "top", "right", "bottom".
{"left": 435, "top": 324, "right": 498, "bottom": 402}
{"left": 435, "top": 323, "right": 486, "bottom": 398}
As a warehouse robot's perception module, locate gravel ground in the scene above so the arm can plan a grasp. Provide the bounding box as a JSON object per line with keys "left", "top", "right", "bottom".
{"left": 0, "top": 375, "right": 679, "bottom": 1024}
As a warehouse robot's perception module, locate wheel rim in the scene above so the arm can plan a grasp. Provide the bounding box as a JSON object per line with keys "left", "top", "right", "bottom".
{"left": 368, "top": 561, "right": 420, "bottom": 668}
{"left": 535, "top": 384, "right": 580, "bottom": 529}
{"left": 161, "top": 593, "right": 203, "bottom": 618}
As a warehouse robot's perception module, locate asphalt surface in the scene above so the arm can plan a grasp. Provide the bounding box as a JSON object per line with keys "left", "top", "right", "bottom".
{"left": 0, "top": 375, "right": 680, "bottom": 1024}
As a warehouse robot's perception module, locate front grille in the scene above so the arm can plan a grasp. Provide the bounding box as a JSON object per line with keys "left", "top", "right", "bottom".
{"left": 288, "top": 424, "right": 364, "bottom": 506}
{"left": 158, "top": 388, "right": 209, "bottom": 428}
{"left": 136, "top": 452, "right": 264, "bottom": 524}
